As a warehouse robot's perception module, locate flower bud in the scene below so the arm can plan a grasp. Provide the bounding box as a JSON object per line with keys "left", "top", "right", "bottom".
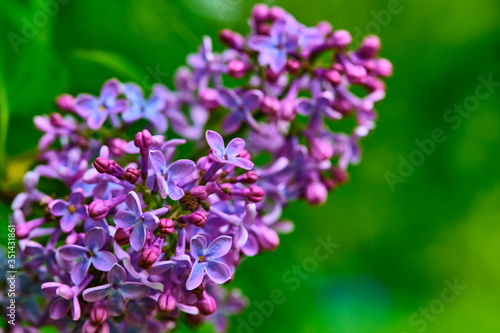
{"left": 237, "top": 149, "right": 251, "bottom": 160}
{"left": 56, "top": 284, "right": 75, "bottom": 300}
{"left": 90, "top": 302, "right": 108, "bottom": 325}
{"left": 123, "top": 168, "right": 141, "bottom": 184}
{"left": 228, "top": 59, "right": 247, "bottom": 78}
{"left": 317, "top": 21, "right": 332, "bottom": 35}
{"left": 88, "top": 200, "right": 109, "bottom": 220}
{"left": 158, "top": 293, "right": 176, "bottom": 312}
{"left": 310, "top": 137, "right": 334, "bottom": 161}
{"left": 269, "top": 6, "right": 285, "bottom": 21}
{"left": 248, "top": 185, "right": 265, "bottom": 202}
{"left": 285, "top": 58, "right": 300, "bottom": 74}
{"left": 49, "top": 113, "right": 65, "bottom": 127}
{"left": 108, "top": 138, "right": 126, "bottom": 157}
{"left": 257, "top": 23, "right": 271, "bottom": 36}
{"left": 158, "top": 218, "right": 174, "bottom": 238}
{"left": 259, "top": 227, "right": 279, "bottom": 251}
{"left": 179, "top": 211, "right": 206, "bottom": 227}
{"left": 265, "top": 68, "right": 280, "bottom": 83}
{"left": 197, "top": 293, "right": 217, "bottom": 315}
{"left": 305, "top": 181, "right": 327, "bottom": 205}
{"left": 198, "top": 88, "right": 220, "bottom": 109}
{"left": 114, "top": 227, "right": 131, "bottom": 245}
{"left": 236, "top": 171, "right": 258, "bottom": 184}
{"left": 190, "top": 186, "right": 208, "bottom": 200}
{"left": 94, "top": 157, "right": 110, "bottom": 174}
{"left": 330, "top": 29, "right": 352, "bottom": 48}
{"left": 56, "top": 94, "right": 74, "bottom": 111}
{"left": 375, "top": 58, "right": 393, "bottom": 77}
{"left": 357, "top": 35, "right": 381, "bottom": 59}
{"left": 324, "top": 69, "right": 342, "bottom": 86}
{"left": 134, "top": 129, "right": 153, "bottom": 149}
{"left": 219, "top": 29, "right": 244, "bottom": 50}
{"left": 252, "top": 4, "right": 269, "bottom": 21}
{"left": 138, "top": 248, "right": 160, "bottom": 270}
{"left": 261, "top": 95, "right": 280, "bottom": 116}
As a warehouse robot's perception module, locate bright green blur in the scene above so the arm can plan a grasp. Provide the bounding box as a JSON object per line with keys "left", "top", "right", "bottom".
{"left": 1, "top": 0, "right": 499, "bottom": 332}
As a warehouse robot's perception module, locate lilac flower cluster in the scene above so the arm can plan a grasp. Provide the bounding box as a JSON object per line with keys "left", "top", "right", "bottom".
{"left": 9, "top": 4, "right": 391, "bottom": 332}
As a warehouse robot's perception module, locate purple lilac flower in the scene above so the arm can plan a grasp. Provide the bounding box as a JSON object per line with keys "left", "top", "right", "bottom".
{"left": 74, "top": 79, "right": 128, "bottom": 130}
{"left": 218, "top": 89, "right": 263, "bottom": 133}
{"left": 186, "top": 235, "right": 232, "bottom": 290}
{"left": 210, "top": 203, "right": 256, "bottom": 249}
{"left": 205, "top": 130, "right": 254, "bottom": 170}
{"left": 248, "top": 20, "right": 298, "bottom": 72}
{"left": 58, "top": 227, "right": 117, "bottom": 285}
{"left": 149, "top": 151, "right": 196, "bottom": 200}
{"left": 48, "top": 188, "right": 88, "bottom": 232}
{"left": 41, "top": 276, "right": 92, "bottom": 320}
{"left": 122, "top": 83, "right": 167, "bottom": 132}
{"left": 83, "top": 264, "right": 150, "bottom": 316}
{"left": 114, "top": 191, "right": 168, "bottom": 251}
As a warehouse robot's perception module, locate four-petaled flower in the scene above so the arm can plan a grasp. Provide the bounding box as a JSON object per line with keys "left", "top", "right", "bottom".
{"left": 41, "top": 276, "right": 91, "bottom": 321}
{"left": 74, "top": 79, "right": 128, "bottom": 130}
{"left": 210, "top": 203, "right": 256, "bottom": 249}
{"left": 186, "top": 235, "right": 232, "bottom": 290}
{"left": 122, "top": 83, "right": 168, "bottom": 133}
{"left": 149, "top": 151, "right": 196, "bottom": 200}
{"left": 114, "top": 191, "right": 161, "bottom": 251}
{"left": 248, "top": 20, "right": 298, "bottom": 72}
{"left": 206, "top": 130, "right": 254, "bottom": 170}
{"left": 48, "top": 188, "right": 88, "bottom": 232}
{"left": 58, "top": 227, "right": 117, "bottom": 285}
{"left": 217, "top": 89, "right": 263, "bottom": 134}
{"left": 83, "top": 264, "right": 150, "bottom": 316}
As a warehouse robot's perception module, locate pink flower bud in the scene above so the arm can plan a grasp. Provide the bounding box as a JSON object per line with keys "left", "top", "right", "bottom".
{"left": 197, "top": 293, "right": 217, "bottom": 315}
{"left": 190, "top": 186, "right": 208, "bottom": 200}
{"left": 90, "top": 302, "right": 108, "bottom": 325}
{"left": 134, "top": 129, "right": 153, "bottom": 149}
{"left": 228, "top": 59, "right": 247, "bottom": 78}
{"left": 285, "top": 58, "right": 300, "bottom": 74}
{"left": 219, "top": 29, "right": 244, "bottom": 50}
{"left": 198, "top": 88, "right": 220, "bottom": 109}
{"left": 324, "top": 69, "right": 342, "bottom": 86}
{"left": 158, "top": 293, "right": 176, "bottom": 312}
{"left": 158, "top": 218, "right": 174, "bottom": 238}
{"left": 261, "top": 95, "right": 280, "bottom": 116}
{"left": 330, "top": 30, "right": 352, "bottom": 48}
{"left": 252, "top": 4, "right": 269, "bottom": 21}
{"left": 88, "top": 200, "right": 109, "bottom": 220}
{"left": 138, "top": 248, "right": 160, "bottom": 269}
{"left": 94, "top": 157, "right": 110, "bottom": 174}
{"left": 375, "top": 58, "right": 393, "bottom": 77}
{"left": 248, "top": 185, "right": 265, "bottom": 202}
{"left": 114, "top": 227, "right": 131, "bottom": 245}
{"left": 56, "top": 94, "right": 74, "bottom": 111}
{"left": 269, "top": 6, "right": 285, "bottom": 21}
{"left": 358, "top": 35, "right": 381, "bottom": 59}
{"left": 123, "top": 168, "right": 141, "bottom": 184}
{"left": 180, "top": 211, "right": 206, "bottom": 227}
{"left": 305, "top": 181, "right": 327, "bottom": 205}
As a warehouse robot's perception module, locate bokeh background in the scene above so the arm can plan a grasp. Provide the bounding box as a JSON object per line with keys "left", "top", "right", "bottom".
{"left": 1, "top": 0, "right": 500, "bottom": 332}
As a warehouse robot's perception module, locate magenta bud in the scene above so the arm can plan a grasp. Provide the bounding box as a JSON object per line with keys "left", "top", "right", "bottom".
{"left": 138, "top": 248, "right": 160, "bottom": 270}
{"left": 180, "top": 211, "right": 206, "bottom": 227}
{"left": 331, "top": 168, "right": 348, "bottom": 184}
{"left": 108, "top": 138, "right": 126, "bottom": 157}
{"left": 228, "top": 59, "right": 247, "bottom": 78}
{"left": 49, "top": 113, "right": 65, "bottom": 127}
{"left": 94, "top": 157, "right": 110, "bottom": 174}
{"left": 252, "top": 4, "right": 269, "bottom": 21}
{"left": 56, "top": 285, "right": 75, "bottom": 300}
{"left": 324, "top": 69, "right": 342, "bottom": 86}
{"left": 88, "top": 200, "right": 109, "bottom": 220}
{"left": 158, "top": 218, "right": 175, "bottom": 238}
{"left": 219, "top": 29, "right": 245, "bottom": 50}
{"left": 123, "top": 167, "right": 141, "bottom": 184}
{"left": 90, "top": 302, "right": 108, "bottom": 325}
{"left": 305, "top": 181, "right": 327, "bottom": 205}
{"left": 345, "top": 64, "right": 367, "bottom": 84}
{"left": 257, "top": 23, "right": 271, "bottom": 36}
{"left": 237, "top": 149, "right": 251, "bottom": 160}
{"left": 310, "top": 138, "right": 334, "bottom": 161}
{"left": 317, "top": 21, "right": 332, "bottom": 35}
{"left": 237, "top": 171, "right": 258, "bottom": 184}
{"left": 199, "top": 88, "right": 220, "bottom": 109}
{"left": 134, "top": 129, "right": 153, "bottom": 149}
{"left": 115, "top": 227, "right": 131, "bottom": 245}
{"left": 158, "top": 293, "right": 177, "bottom": 312}
{"left": 330, "top": 30, "right": 352, "bottom": 48}
{"left": 358, "top": 35, "right": 381, "bottom": 59}
{"left": 197, "top": 293, "right": 217, "bottom": 315}
{"left": 56, "top": 94, "right": 74, "bottom": 111}
{"left": 248, "top": 185, "right": 265, "bottom": 203}
{"left": 261, "top": 95, "right": 280, "bottom": 116}
{"left": 265, "top": 68, "right": 280, "bottom": 83}
{"left": 364, "top": 76, "right": 386, "bottom": 92}
{"left": 268, "top": 6, "right": 285, "bottom": 21}
{"left": 375, "top": 58, "right": 393, "bottom": 77}
{"left": 190, "top": 186, "right": 208, "bottom": 200}
{"left": 260, "top": 228, "right": 279, "bottom": 251}
{"left": 285, "top": 58, "right": 300, "bottom": 74}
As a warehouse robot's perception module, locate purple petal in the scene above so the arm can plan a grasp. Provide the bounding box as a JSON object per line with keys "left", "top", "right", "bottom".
{"left": 68, "top": 189, "right": 85, "bottom": 205}
{"left": 41, "top": 282, "right": 63, "bottom": 296}
{"left": 87, "top": 111, "right": 108, "bottom": 130}
{"left": 217, "top": 89, "right": 239, "bottom": 109}
{"left": 242, "top": 233, "right": 260, "bottom": 257}
{"left": 84, "top": 227, "right": 107, "bottom": 251}
{"left": 205, "top": 235, "right": 232, "bottom": 259}
{"left": 125, "top": 191, "right": 142, "bottom": 217}
{"left": 60, "top": 214, "right": 78, "bottom": 233}
{"left": 49, "top": 200, "right": 68, "bottom": 216}
{"left": 156, "top": 174, "right": 169, "bottom": 199}
{"left": 248, "top": 35, "right": 274, "bottom": 52}
{"left": 221, "top": 112, "right": 243, "bottom": 134}
{"left": 242, "top": 204, "right": 256, "bottom": 225}
{"left": 74, "top": 94, "right": 97, "bottom": 118}
{"left": 177, "top": 303, "right": 200, "bottom": 315}
{"left": 147, "top": 260, "right": 175, "bottom": 275}
{"left": 166, "top": 180, "right": 184, "bottom": 201}
{"left": 166, "top": 159, "right": 196, "bottom": 180}
{"left": 108, "top": 291, "right": 126, "bottom": 316}
{"left": 190, "top": 235, "right": 208, "bottom": 258}
{"left": 186, "top": 262, "right": 205, "bottom": 290}
{"left": 130, "top": 224, "right": 146, "bottom": 251}
{"left": 107, "top": 264, "right": 126, "bottom": 284}
{"left": 205, "top": 261, "right": 231, "bottom": 284}
{"left": 121, "top": 282, "right": 150, "bottom": 299}
{"left": 49, "top": 298, "right": 71, "bottom": 320}
{"left": 242, "top": 90, "right": 263, "bottom": 111}
{"left": 142, "top": 212, "right": 159, "bottom": 231}
{"left": 100, "top": 79, "right": 120, "bottom": 101}
{"left": 58, "top": 245, "right": 88, "bottom": 260}
{"left": 149, "top": 150, "right": 167, "bottom": 175}
{"left": 93, "top": 251, "right": 117, "bottom": 271}
{"left": 224, "top": 138, "right": 245, "bottom": 159}
{"left": 82, "top": 284, "right": 112, "bottom": 302}
{"left": 71, "top": 258, "right": 91, "bottom": 285}
{"left": 114, "top": 210, "right": 140, "bottom": 228}
{"left": 71, "top": 296, "right": 81, "bottom": 320}
{"left": 231, "top": 157, "right": 254, "bottom": 170}
{"left": 234, "top": 226, "right": 249, "bottom": 249}
{"left": 295, "top": 98, "right": 314, "bottom": 115}
{"left": 205, "top": 130, "right": 225, "bottom": 155}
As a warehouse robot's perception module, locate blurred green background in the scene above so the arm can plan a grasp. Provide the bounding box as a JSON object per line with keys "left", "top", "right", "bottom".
{"left": 1, "top": 0, "right": 500, "bottom": 332}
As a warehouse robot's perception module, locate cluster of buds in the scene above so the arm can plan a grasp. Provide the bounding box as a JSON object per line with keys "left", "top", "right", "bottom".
{"left": 9, "top": 4, "right": 391, "bottom": 332}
